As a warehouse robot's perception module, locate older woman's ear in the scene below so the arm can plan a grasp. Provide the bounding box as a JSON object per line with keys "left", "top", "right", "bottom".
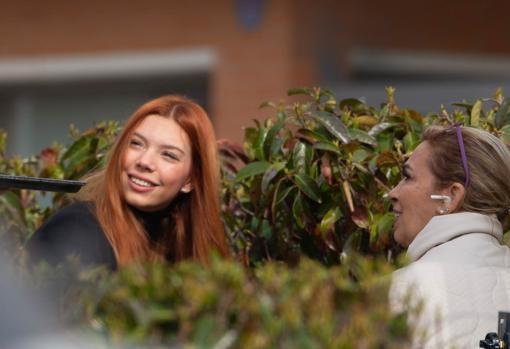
{"left": 445, "top": 182, "right": 466, "bottom": 213}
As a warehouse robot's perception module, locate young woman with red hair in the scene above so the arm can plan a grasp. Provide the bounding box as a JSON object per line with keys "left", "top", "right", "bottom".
{"left": 29, "top": 95, "right": 230, "bottom": 268}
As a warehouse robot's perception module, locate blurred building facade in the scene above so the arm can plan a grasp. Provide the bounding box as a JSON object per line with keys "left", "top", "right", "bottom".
{"left": 0, "top": 0, "right": 510, "bottom": 155}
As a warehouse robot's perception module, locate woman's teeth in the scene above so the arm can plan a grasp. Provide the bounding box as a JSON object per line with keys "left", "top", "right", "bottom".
{"left": 130, "top": 176, "right": 153, "bottom": 187}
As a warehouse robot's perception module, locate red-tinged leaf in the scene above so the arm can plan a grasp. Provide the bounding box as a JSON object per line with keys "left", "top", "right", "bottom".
{"left": 376, "top": 152, "right": 399, "bottom": 168}
{"left": 40, "top": 147, "right": 58, "bottom": 166}
{"left": 320, "top": 154, "right": 333, "bottom": 185}
{"left": 323, "top": 230, "right": 339, "bottom": 252}
{"left": 217, "top": 139, "right": 249, "bottom": 163}
{"left": 351, "top": 206, "right": 369, "bottom": 229}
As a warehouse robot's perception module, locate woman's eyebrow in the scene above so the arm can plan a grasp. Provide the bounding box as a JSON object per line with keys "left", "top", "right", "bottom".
{"left": 132, "top": 132, "right": 185, "bottom": 154}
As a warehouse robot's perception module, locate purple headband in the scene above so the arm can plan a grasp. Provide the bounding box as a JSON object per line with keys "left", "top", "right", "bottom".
{"left": 451, "top": 123, "right": 470, "bottom": 188}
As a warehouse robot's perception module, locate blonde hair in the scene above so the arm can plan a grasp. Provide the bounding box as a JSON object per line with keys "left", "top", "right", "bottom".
{"left": 423, "top": 125, "right": 510, "bottom": 219}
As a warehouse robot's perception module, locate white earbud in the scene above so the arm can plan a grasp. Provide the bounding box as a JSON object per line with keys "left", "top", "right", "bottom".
{"left": 430, "top": 194, "right": 452, "bottom": 203}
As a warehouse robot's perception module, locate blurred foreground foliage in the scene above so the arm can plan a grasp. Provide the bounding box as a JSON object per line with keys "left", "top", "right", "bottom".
{"left": 1, "top": 87, "right": 510, "bottom": 347}
{"left": 41, "top": 256, "right": 410, "bottom": 348}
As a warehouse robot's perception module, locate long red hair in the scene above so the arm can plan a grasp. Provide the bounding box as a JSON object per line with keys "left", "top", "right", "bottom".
{"left": 78, "top": 96, "right": 229, "bottom": 266}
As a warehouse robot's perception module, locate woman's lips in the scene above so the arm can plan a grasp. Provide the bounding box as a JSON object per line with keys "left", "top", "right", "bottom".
{"left": 128, "top": 174, "right": 159, "bottom": 192}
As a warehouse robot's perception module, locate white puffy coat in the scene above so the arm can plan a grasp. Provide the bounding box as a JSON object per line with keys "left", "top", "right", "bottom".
{"left": 391, "top": 212, "right": 510, "bottom": 348}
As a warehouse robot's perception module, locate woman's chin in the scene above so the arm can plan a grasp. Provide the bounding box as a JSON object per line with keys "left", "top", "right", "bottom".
{"left": 393, "top": 230, "right": 408, "bottom": 247}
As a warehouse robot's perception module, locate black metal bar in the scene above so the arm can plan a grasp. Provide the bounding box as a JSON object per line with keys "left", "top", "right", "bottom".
{"left": 0, "top": 174, "right": 85, "bottom": 193}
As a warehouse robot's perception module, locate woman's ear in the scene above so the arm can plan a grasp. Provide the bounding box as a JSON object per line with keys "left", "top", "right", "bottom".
{"left": 445, "top": 182, "right": 465, "bottom": 212}
{"left": 180, "top": 178, "right": 193, "bottom": 194}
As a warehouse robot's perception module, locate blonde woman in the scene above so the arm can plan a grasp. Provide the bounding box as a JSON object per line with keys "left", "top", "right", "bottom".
{"left": 390, "top": 125, "right": 510, "bottom": 348}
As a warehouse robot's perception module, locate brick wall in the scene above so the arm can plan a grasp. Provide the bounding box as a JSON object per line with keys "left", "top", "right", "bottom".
{"left": 0, "top": 0, "right": 508, "bottom": 141}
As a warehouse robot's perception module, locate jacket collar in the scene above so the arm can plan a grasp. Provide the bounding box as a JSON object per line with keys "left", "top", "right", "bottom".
{"left": 407, "top": 212, "right": 503, "bottom": 262}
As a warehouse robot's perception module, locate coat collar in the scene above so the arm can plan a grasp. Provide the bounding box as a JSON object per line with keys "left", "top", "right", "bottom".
{"left": 407, "top": 212, "right": 503, "bottom": 262}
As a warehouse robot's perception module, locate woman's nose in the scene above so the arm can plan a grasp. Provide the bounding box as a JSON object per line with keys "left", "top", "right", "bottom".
{"left": 388, "top": 182, "right": 400, "bottom": 202}
{"left": 135, "top": 151, "right": 155, "bottom": 171}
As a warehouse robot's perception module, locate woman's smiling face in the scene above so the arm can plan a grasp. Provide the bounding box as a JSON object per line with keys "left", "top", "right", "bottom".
{"left": 121, "top": 114, "right": 192, "bottom": 212}
{"left": 389, "top": 141, "right": 441, "bottom": 247}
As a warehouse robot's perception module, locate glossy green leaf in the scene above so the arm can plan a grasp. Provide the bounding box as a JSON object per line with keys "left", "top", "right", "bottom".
{"left": 260, "top": 219, "right": 272, "bottom": 239}
{"left": 0, "top": 130, "right": 6, "bottom": 155}
{"left": 368, "top": 122, "right": 395, "bottom": 137}
{"left": 243, "top": 127, "right": 258, "bottom": 159}
{"left": 294, "top": 173, "right": 322, "bottom": 203}
{"left": 263, "top": 122, "right": 284, "bottom": 160}
{"left": 272, "top": 183, "right": 295, "bottom": 218}
{"left": 320, "top": 207, "right": 342, "bottom": 235}
{"left": 254, "top": 124, "right": 269, "bottom": 161}
{"left": 287, "top": 87, "right": 313, "bottom": 97}
{"left": 470, "top": 100, "right": 482, "bottom": 127}
{"left": 313, "top": 142, "right": 341, "bottom": 154}
{"left": 339, "top": 98, "right": 364, "bottom": 110}
{"left": 375, "top": 133, "right": 394, "bottom": 153}
{"left": 349, "top": 129, "right": 378, "bottom": 147}
{"left": 297, "top": 128, "right": 330, "bottom": 143}
{"left": 375, "top": 212, "right": 394, "bottom": 243}
{"left": 235, "top": 161, "right": 271, "bottom": 182}
{"left": 0, "top": 191, "right": 24, "bottom": 220}
{"left": 352, "top": 149, "right": 370, "bottom": 163}
{"left": 259, "top": 101, "right": 276, "bottom": 109}
{"left": 451, "top": 102, "right": 473, "bottom": 110}
{"left": 60, "top": 136, "right": 98, "bottom": 174}
{"left": 292, "top": 141, "right": 307, "bottom": 171}
{"left": 403, "top": 132, "right": 420, "bottom": 152}
{"left": 270, "top": 137, "right": 285, "bottom": 158}
{"left": 292, "top": 192, "right": 305, "bottom": 228}
{"left": 312, "top": 111, "right": 350, "bottom": 144}
{"left": 495, "top": 99, "right": 510, "bottom": 128}
{"left": 499, "top": 124, "right": 510, "bottom": 143}
{"left": 261, "top": 162, "right": 286, "bottom": 193}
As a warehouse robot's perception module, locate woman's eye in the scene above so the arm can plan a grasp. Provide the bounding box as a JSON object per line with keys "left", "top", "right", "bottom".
{"left": 129, "top": 139, "right": 143, "bottom": 148}
{"left": 163, "top": 152, "right": 179, "bottom": 161}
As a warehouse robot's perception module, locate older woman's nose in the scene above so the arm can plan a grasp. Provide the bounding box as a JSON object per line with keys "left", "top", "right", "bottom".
{"left": 388, "top": 184, "right": 400, "bottom": 202}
